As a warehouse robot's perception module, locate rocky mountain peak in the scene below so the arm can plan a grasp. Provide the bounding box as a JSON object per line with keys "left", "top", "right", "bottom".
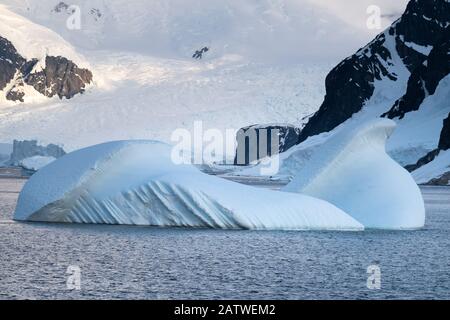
{"left": 298, "top": 0, "right": 450, "bottom": 144}
{"left": 0, "top": 35, "right": 93, "bottom": 102}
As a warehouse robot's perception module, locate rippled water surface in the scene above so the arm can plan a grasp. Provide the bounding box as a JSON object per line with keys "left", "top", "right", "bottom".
{"left": 0, "top": 178, "right": 449, "bottom": 299}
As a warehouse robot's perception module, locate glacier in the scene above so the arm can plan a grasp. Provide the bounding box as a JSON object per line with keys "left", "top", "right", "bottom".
{"left": 14, "top": 140, "right": 363, "bottom": 231}
{"left": 283, "top": 119, "right": 425, "bottom": 229}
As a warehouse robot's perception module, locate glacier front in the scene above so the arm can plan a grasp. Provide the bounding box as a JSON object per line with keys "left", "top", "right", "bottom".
{"left": 14, "top": 140, "right": 363, "bottom": 231}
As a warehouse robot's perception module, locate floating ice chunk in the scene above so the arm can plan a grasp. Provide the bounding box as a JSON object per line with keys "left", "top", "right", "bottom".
{"left": 19, "top": 156, "right": 56, "bottom": 171}
{"left": 14, "top": 140, "right": 363, "bottom": 231}
{"left": 283, "top": 119, "right": 425, "bottom": 230}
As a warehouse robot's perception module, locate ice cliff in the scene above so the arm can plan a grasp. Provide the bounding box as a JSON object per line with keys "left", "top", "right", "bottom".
{"left": 8, "top": 140, "right": 65, "bottom": 166}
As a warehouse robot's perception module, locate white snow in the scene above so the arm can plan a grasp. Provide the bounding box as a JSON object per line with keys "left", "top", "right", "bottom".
{"left": 387, "top": 74, "right": 450, "bottom": 165}
{"left": 4, "top": 0, "right": 369, "bottom": 62}
{"left": 0, "top": 5, "right": 87, "bottom": 65}
{"left": 14, "top": 140, "right": 363, "bottom": 231}
{"left": 19, "top": 156, "right": 56, "bottom": 171}
{"left": 0, "top": 54, "right": 330, "bottom": 153}
{"left": 413, "top": 150, "right": 450, "bottom": 185}
{"left": 0, "top": 0, "right": 387, "bottom": 151}
{"left": 282, "top": 119, "right": 425, "bottom": 230}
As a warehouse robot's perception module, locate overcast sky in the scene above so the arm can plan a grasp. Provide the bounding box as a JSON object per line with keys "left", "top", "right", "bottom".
{"left": 1, "top": 0, "right": 412, "bottom": 64}
{"left": 309, "top": 0, "right": 409, "bottom": 33}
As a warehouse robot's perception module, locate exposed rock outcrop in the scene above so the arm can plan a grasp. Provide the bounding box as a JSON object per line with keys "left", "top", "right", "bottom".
{"left": 383, "top": 27, "right": 450, "bottom": 119}
{"left": 297, "top": 33, "right": 397, "bottom": 142}
{"left": 26, "top": 56, "right": 93, "bottom": 99}
{"left": 405, "top": 113, "right": 450, "bottom": 184}
{"left": 439, "top": 113, "right": 450, "bottom": 151}
{"left": 405, "top": 149, "right": 440, "bottom": 172}
{"left": 0, "top": 35, "right": 93, "bottom": 102}
{"left": 0, "top": 36, "right": 26, "bottom": 91}
{"left": 427, "top": 172, "right": 450, "bottom": 186}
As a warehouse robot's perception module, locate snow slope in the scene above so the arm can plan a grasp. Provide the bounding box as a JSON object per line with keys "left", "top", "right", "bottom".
{"left": 0, "top": 1, "right": 349, "bottom": 152}
{"left": 0, "top": 5, "right": 91, "bottom": 105}
{"left": 0, "top": 5, "right": 85, "bottom": 63}
{"left": 0, "top": 0, "right": 404, "bottom": 150}
{"left": 14, "top": 140, "right": 363, "bottom": 231}
{"left": 413, "top": 150, "right": 450, "bottom": 185}
{"left": 0, "top": 55, "right": 330, "bottom": 152}
{"left": 4, "top": 0, "right": 368, "bottom": 62}
{"left": 283, "top": 119, "right": 425, "bottom": 230}
{"left": 387, "top": 74, "right": 450, "bottom": 166}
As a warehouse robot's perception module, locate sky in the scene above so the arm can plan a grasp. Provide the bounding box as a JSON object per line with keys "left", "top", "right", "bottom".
{"left": 1, "top": 0, "right": 411, "bottom": 63}
{"left": 311, "top": 0, "right": 410, "bottom": 33}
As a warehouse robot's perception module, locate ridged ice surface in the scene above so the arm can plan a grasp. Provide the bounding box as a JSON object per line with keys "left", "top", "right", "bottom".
{"left": 283, "top": 119, "right": 425, "bottom": 229}
{"left": 14, "top": 141, "right": 363, "bottom": 231}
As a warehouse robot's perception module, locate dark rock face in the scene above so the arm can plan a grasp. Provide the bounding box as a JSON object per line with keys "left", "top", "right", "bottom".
{"left": 234, "top": 125, "right": 300, "bottom": 165}
{"left": 405, "top": 149, "right": 440, "bottom": 172}
{"left": 392, "top": 0, "right": 450, "bottom": 72}
{"left": 383, "top": 27, "right": 450, "bottom": 119}
{"left": 439, "top": 113, "right": 450, "bottom": 151}
{"left": 298, "top": 33, "right": 397, "bottom": 142}
{"left": 0, "top": 36, "right": 26, "bottom": 92}
{"left": 5, "top": 80, "right": 26, "bottom": 102}
{"left": 427, "top": 172, "right": 450, "bottom": 186}
{"left": 9, "top": 140, "right": 66, "bottom": 166}
{"left": 53, "top": 2, "right": 70, "bottom": 13}
{"left": 0, "top": 36, "right": 92, "bottom": 102}
{"left": 26, "top": 56, "right": 93, "bottom": 99}
{"left": 405, "top": 114, "right": 450, "bottom": 172}
{"left": 393, "top": 0, "right": 450, "bottom": 53}
{"left": 298, "top": 0, "right": 450, "bottom": 144}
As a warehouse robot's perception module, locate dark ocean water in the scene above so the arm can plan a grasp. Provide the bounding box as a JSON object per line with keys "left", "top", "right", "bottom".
{"left": 0, "top": 179, "right": 449, "bottom": 300}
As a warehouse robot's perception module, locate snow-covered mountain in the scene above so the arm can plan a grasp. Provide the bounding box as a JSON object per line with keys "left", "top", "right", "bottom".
{"left": 1, "top": 0, "right": 393, "bottom": 152}
{"left": 2, "top": 0, "right": 447, "bottom": 184}
{"left": 290, "top": 0, "right": 450, "bottom": 184}
{"left": 0, "top": 1, "right": 336, "bottom": 149}
{"left": 4, "top": 0, "right": 370, "bottom": 62}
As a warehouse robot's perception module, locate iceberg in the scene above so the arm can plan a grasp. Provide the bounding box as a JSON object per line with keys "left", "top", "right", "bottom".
{"left": 19, "top": 156, "right": 56, "bottom": 171}
{"left": 14, "top": 119, "right": 425, "bottom": 230}
{"left": 14, "top": 140, "right": 363, "bottom": 231}
{"left": 283, "top": 119, "right": 425, "bottom": 229}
